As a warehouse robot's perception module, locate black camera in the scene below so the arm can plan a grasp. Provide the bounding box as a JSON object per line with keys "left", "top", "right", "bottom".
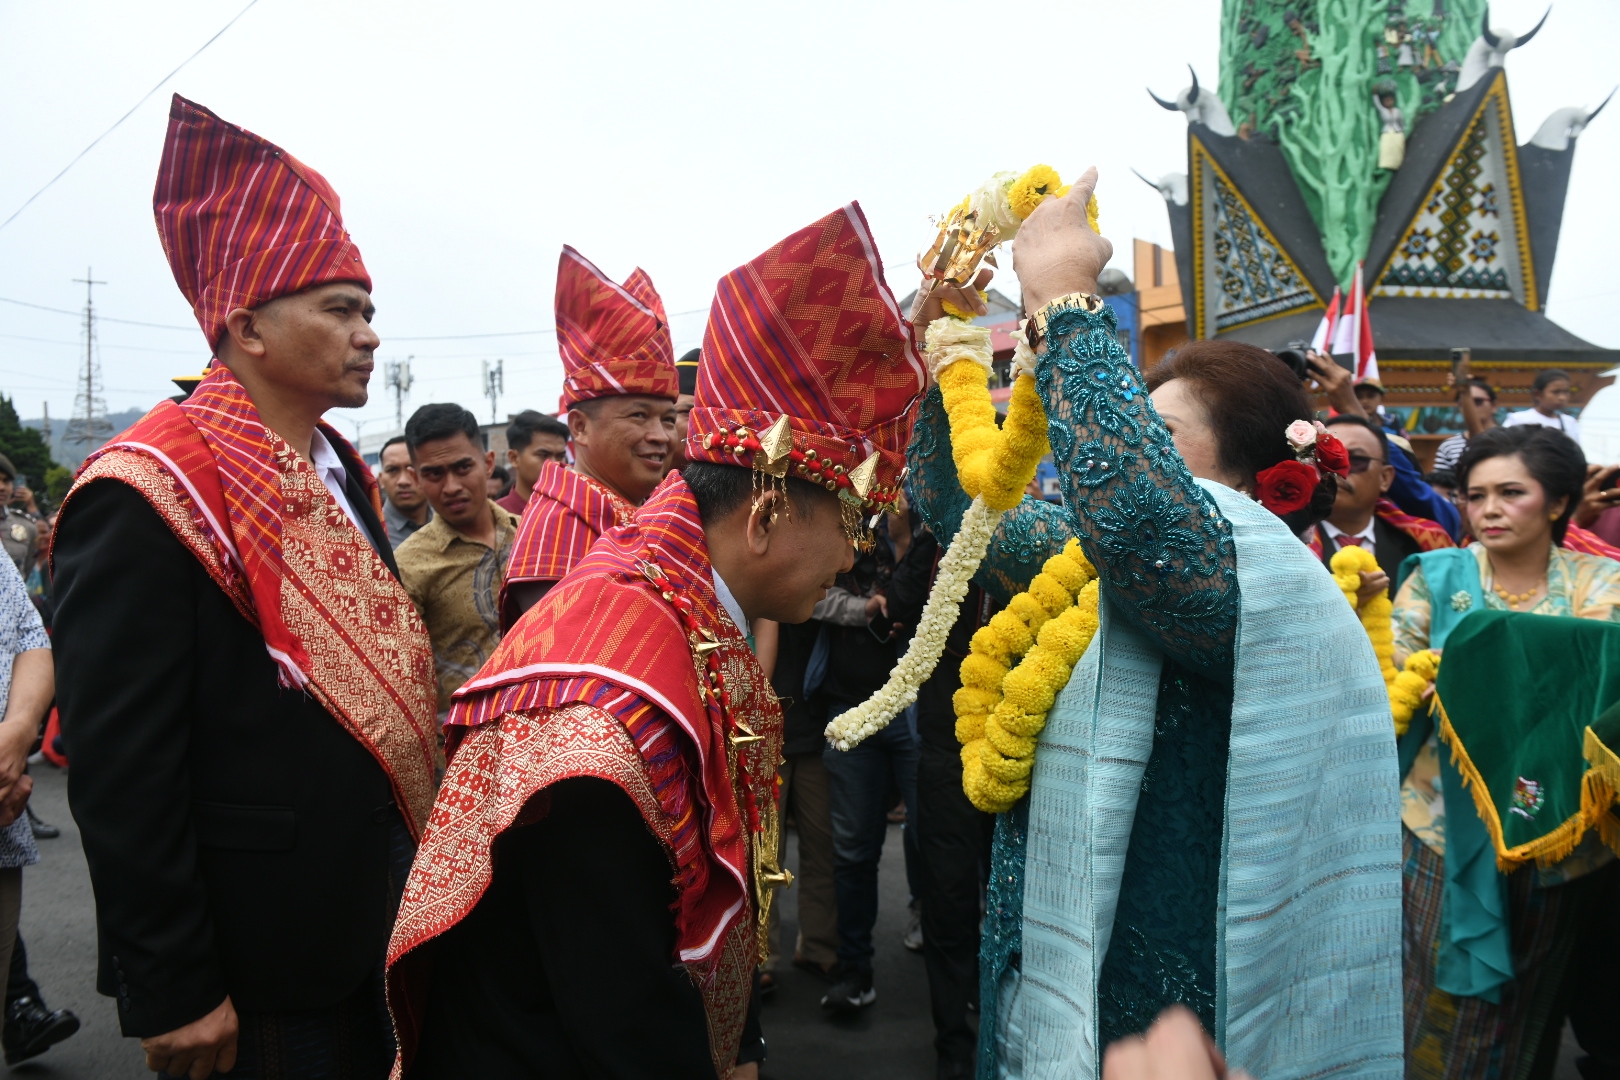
{"left": 1272, "top": 340, "right": 1313, "bottom": 380}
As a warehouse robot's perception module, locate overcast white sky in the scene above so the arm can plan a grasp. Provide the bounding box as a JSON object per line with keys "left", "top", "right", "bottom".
{"left": 1, "top": 0, "right": 1615, "bottom": 444}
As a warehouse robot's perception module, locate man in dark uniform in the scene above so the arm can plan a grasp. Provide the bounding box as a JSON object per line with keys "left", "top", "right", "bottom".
{"left": 52, "top": 95, "right": 438, "bottom": 1080}
{"left": 0, "top": 460, "right": 36, "bottom": 577}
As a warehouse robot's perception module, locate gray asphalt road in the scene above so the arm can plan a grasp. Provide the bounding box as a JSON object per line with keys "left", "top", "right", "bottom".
{"left": 12, "top": 762, "right": 144, "bottom": 1078}
{"left": 11, "top": 763, "right": 1588, "bottom": 1079}
{"left": 14, "top": 765, "right": 943, "bottom": 1080}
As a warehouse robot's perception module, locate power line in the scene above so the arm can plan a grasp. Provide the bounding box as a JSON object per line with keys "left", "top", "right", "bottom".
{"left": 0, "top": 0, "right": 264, "bottom": 236}
{"left": 383, "top": 304, "right": 712, "bottom": 341}
{"left": 0, "top": 294, "right": 197, "bottom": 330}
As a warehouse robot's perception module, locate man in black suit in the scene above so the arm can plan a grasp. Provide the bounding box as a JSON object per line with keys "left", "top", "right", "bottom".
{"left": 1313, "top": 415, "right": 1423, "bottom": 595}
{"left": 51, "top": 96, "right": 439, "bottom": 1080}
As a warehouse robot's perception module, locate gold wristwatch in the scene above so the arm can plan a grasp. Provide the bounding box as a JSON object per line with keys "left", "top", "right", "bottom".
{"left": 1030, "top": 292, "right": 1105, "bottom": 352}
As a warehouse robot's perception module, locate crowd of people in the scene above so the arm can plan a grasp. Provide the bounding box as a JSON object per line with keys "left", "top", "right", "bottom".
{"left": 0, "top": 92, "right": 1614, "bottom": 1080}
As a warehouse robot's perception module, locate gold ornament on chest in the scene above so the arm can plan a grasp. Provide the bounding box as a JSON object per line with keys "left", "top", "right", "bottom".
{"left": 638, "top": 555, "right": 792, "bottom": 960}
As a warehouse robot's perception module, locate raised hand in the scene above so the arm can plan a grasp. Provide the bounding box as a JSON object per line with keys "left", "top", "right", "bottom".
{"left": 1011, "top": 166, "right": 1112, "bottom": 315}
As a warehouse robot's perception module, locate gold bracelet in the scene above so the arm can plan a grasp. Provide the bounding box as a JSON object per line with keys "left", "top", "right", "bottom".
{"left": 1030, "top": 292, "right": 1104, "bottom": 351}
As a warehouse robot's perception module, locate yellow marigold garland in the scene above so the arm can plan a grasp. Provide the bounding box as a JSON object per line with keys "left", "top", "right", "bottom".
{"left": 956, "top": 540, "right": 1102, "bottom": 813}
{"left": 1330, "top": 545, "right": 1439, "bottom": 736}
{"left": 825, "top": 164, "right": 1094, "bottom": 753}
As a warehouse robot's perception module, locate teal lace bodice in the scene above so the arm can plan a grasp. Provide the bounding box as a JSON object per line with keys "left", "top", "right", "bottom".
{"left": 906, "top": 307, "right": 1241, "bottom": 1061}
{"left": 907, "top": 306, "right": 1236, "bottom": 675}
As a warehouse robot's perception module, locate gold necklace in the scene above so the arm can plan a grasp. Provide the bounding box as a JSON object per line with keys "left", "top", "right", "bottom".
{"left": 1491, "top": 580, "right": 1543, "bottom": 609}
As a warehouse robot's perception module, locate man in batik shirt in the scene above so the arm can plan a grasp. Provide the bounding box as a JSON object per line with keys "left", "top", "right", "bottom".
{"left": 386, "top": 203, "right": 926, "bottom": 1079}
{"left": 53, "top": 95, "right": 438, "bottom": 1080}
{"left": 499, "top": 247, "right": 678, "bottom": 628}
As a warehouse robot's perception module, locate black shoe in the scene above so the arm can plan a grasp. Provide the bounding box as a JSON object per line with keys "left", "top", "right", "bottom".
{"left": 819, "top": 966, "right": 876, "bottom": 1013}
{"left": 3, "top": 995, "right": 80, "bottom": 1065}
{"left": 25, "top": 806, "right": 58, "bottom": 840}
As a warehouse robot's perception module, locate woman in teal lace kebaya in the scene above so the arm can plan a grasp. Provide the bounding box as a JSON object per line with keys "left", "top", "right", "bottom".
{"left": 906, "top": 171, "right": 1404, "bottom": 1080}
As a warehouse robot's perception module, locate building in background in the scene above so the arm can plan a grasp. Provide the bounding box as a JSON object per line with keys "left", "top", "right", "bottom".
{"left": 1145, "top": 5, "right": 1616, "bottom": 468}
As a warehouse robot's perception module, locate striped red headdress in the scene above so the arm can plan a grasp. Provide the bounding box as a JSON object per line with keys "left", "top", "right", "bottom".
{"left": 687, "top": 202, "right": 926, "bottom": 515}
{"left": 153, "top": 95, "right": 371, "bottom": 349}
{"left": 556, "top": 246, "right": 678, "bottom": 409}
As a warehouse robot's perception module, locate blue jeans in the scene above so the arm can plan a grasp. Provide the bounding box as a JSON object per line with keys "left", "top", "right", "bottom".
{"left": 823, "top": 703, "right": 920, "bottom": 973}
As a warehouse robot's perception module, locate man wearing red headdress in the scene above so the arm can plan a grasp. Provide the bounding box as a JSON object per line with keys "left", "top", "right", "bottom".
{"left": 498, "top": 248, "right": 679, "bottom": 629}
{"left": 52, "top": 96, "right": 438, "bottom": 1080}
{"left": 385, "top": 204, "right": 927, "bottom": 1078}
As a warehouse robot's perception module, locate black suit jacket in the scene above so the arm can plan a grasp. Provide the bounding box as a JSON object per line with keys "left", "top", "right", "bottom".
{"left": 1315, "top": 518, "right": 1424, "bottom": 598}
{"left": 53, "top": 450, "right": 410, "bottom": 1037}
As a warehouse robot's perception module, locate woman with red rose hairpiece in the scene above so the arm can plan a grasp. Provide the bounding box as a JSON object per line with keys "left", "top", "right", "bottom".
{"left": 906, "top": 178, "right": 1401, "bottom": 1080}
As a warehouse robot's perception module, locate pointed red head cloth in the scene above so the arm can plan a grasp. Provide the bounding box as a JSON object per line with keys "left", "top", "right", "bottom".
{"left": 556, "top": 246, "right": 678, "bottom": 409}
{"left": 686, "top": 202, "right": 926, "bottom": 513}
{"left": 153, "top": 94, "right": 371, "bottom": 349}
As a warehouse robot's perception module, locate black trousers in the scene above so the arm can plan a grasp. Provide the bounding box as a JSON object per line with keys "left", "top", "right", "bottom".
{"left": 912, "top": 670, "right": 994, "bottom": 1073}
{"left": 7, "top": 932, "right": 38, "bottom": 1007}
{"left": 1567, "top": 858, "right": 1620, "bottom": 1080}
{"left": 162, "top": 809, "right": 414, "bottom": 1080}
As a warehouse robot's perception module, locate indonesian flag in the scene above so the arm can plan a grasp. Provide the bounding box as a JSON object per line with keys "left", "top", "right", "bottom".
{"left": 1311, "top": 287, "right": 1342, "bottom": 354}
{"left": 1314, "top": 264, "right": 1380, "bottom": 382}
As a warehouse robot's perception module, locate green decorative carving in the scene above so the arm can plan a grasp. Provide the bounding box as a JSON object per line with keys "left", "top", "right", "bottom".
{"left": 1218, "top": 0, "right": 1484, "bottom": 287}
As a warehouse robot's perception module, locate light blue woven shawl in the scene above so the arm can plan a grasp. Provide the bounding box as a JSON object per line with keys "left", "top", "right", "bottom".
{"left": 990, "top": 482, "right": 1404, "bottom": 1080}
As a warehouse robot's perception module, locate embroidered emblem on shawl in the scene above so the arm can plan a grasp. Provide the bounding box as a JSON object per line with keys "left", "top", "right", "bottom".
{"left": 60, "top": 367, "right": 438, "bottom": 833}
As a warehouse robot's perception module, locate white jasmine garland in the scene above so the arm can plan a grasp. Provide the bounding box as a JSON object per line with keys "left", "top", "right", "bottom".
{"left": 968, "top": 171, "right": 1022, "bottom": 238}
{"left": 825, "top": 496, "right": 1000, "bottom": 750}
{"left": 924, "top": 318, "right": 994, "bottom": 380}
{"left": 1009, "top": 319, "right": 1037, "bottom": 381}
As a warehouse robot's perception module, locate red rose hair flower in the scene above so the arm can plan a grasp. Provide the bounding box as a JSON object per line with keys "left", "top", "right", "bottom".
{"left": 1314, "top": 432, "right": 1351, "bottom": 477}
{"left": 1254, "top": 459, "right": 1320, "bottom": 516}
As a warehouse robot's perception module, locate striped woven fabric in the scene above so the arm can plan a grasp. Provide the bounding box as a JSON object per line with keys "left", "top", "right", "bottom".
{"left": 154, "top": 95, "right": 371, "bottom": 348}
{"left": 557, "top": 245, "right": 677, "bottom": 407}
{"left": 1565, "top": 522, "right": 1620, "bottom": 562}
{"left": 687, "top": 202, "right": 927, "bottom": 510}
{"left": 498, "top": 460, "right": 635, "bottom": 626}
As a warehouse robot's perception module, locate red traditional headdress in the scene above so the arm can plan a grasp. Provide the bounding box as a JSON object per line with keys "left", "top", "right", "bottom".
{"left": 686, "top": 202, "right": 926, "bottom": 525}
{"left": 153, "top": 95, "right": 371, "bottom": 349}
{"left": 556, "top": 246, "right": 678, "bottom": 408}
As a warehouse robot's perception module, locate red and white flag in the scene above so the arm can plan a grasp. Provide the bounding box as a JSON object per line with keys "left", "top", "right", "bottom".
{"left": 1311, "top": 287, "right": 1342, "bottom": 354}
{"left": 1315, "top": 264, "right": 1380, "bottom": 383}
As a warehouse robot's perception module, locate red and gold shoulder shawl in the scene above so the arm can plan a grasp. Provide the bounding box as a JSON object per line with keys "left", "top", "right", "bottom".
{"left": 57, "top": 367, "right": 439, "bottom": 834}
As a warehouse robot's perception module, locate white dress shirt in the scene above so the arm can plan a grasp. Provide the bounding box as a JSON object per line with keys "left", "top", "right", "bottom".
{"left": 712, "top": 567, "right": 750, "bottom": 638}
{"left": 1321, "top": 517, "right": 1378, "bottom": 558}
{"left": 308, "top": 430, "right": 375, "bottom": 550}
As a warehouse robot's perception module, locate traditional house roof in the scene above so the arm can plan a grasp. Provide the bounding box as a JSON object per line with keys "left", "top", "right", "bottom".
{"left": 1182, "top": 123, "right": 1335, "bottom": 340}
{"left": 1190, "top": 65, "right": 1615, "bottom": 369}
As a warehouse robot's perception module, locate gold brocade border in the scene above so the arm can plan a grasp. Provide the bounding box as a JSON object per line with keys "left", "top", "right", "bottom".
{"left": 1372, "top": 71, "right": 1539, "bottom": 312}
{"left": 1433, "top": 691, "right": 1620, "bottom": 871}
{"left": 1188, "top": 133, "right": 1325, "bottom": 340}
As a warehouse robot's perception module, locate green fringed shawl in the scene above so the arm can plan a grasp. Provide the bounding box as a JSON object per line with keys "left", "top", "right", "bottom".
{"left": 1433, "top": 608, "right": 1620, "bottom": 870}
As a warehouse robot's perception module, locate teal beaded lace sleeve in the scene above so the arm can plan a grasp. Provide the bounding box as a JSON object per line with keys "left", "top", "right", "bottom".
{"left": 906, "top": 384, "right": 1071, "bottom": 605}
{"left": 905, "top": 306, "right": 1237, "bottom": 672}
{"left": 1035, "top": 305, "right": 1236, "bottom": 672}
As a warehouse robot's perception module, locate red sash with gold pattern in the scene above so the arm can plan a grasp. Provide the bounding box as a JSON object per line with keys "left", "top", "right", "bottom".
{"left": 59, "top": 369, "right": 439, "bottom": 834}
{"left": 386, "top": 474, "right": 781, "bottom": 1078}
{"left": 498, "top": 460, "right": 635, "bottom": 629}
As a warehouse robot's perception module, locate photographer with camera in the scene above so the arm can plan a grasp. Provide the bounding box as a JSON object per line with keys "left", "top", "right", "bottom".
{"left": 1279, "top": 342, "right": 1463, "bottom": 541}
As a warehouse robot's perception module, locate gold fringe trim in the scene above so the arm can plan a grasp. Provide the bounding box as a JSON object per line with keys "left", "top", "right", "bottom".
{"left": 1435, "top": 692, "right": 1620, "bottom": 872}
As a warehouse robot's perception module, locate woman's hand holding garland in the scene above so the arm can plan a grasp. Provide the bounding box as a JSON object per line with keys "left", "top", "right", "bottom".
{"left": 824, "top": 165, "right": 1082, "bottom": 751}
